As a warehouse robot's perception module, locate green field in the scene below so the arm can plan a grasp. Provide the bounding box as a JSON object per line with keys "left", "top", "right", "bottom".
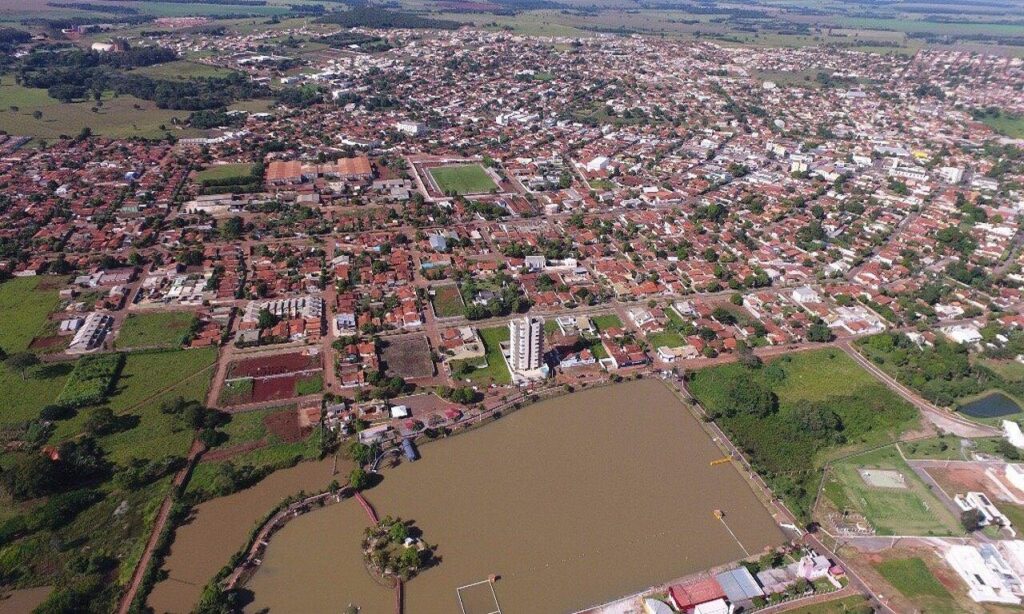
{"left": 131, "top": 60, "right": 238, "bottom": 81}
{"left": 899, "top": 436, "right": 1010, "bottom": 461}
{"left": 875, "top": 557, "right": 956, "bottom": 612}
{"left": 115, "top": 311, "right": 197, "bottom": 349}
{"left": 195, "top": 162, "right": 257, "bottom": 183}
{"left": 0, "top": 276, "right": 60, "bottom": 353}
{"left": 689, "top": 349, "right": 919, "bottom": 520}
{"left": 451, "top": 326, "right": 510, "bottom": 385}
{"left": 590, "top": 314, "right": 623, "bottom": 332}
{"left": 431, "top": 285, "right": 466, "bottom": 318}
{"left": 982, "top": 114, "right": 1024, "bottom": 139}
{"left": 0, "top": 76, "right": 198, "bottom": 140}
{"left": 295, "top": 373, "right": 323, "bottom": 396}
{"left": 0, "top": 362, "right": 72, "bottom": 426}
{"left": 429, "top": 164, "right": 498, "bottom": 195}
{"left": 50, "top": 348, "right": 218, "bottom": 461}
{"left": 647, "top": 330, "right": 686, "bottom": 349}
{"left": 823, "top": 446, "right": 961, "bottom": 536}
{"left": 784, "top": 594, "right": 873, "bottom": 614}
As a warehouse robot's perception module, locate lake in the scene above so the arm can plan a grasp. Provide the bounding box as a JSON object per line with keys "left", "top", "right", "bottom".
{"left": 148, "top": 456, "right": 345, "bottom": 613}
{"left": 959, "top": 391, "right": 1022, "bottom": 419}
{"left": 244, "top": 379, "right": 784, "bottom": 613}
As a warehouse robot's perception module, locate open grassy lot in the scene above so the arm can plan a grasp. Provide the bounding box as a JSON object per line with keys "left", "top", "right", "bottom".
{"left": 429, "top": 164, "right": 497, "bottom": 195}
{"left": 451, "top": 326, "right": 510, "bottom": 385}
{"left": 647, "top": 330, "right": 686, "bottom": 349}
{"left": 186, "top": 430, "right": 320, "bottom": 499}
{"left": 823, "top": 446, "right": 961, "bottom": 536}
{"left": 0, "top": 77, "right": 198, "bottom": 140}
{"left": 131, "top": 60, "right": 238, "bottom": 81}
{"left": 50, "top": 348, "right": 218, "bottom": 451}
{"left": 689, "top": 349, "right": 918, "bottom": 520}
{"left": 0, "top": 276, "right": 60, "bottom": 353}
{"left": 982, "top": 114, "right": 1024, "bottom": 139}
{"left": 195, "top": 162, "right": 257, "bottom": 183}
{"left": 115, "top": 311, "right": 196, "bottom": 349}
{"left": 784, "top": 594, "right": 873, "bottom": 614}
{"left": 874, "top": 557, "right": 956, "bottom": 612}
{"left": 0, "top": 362, "right": 72, "bottom": 426}
{"left": 431, "top": 285, "right": 466, "bottom": 318}
{"left": 590, "top": 313, "right": 623, "bottom": 332}
{"left": 899, "top": 436, "right": 1009, "bottom": 461}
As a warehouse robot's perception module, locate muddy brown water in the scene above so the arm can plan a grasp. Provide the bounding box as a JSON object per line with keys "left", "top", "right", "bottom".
{"left": 148, "top": 457, "right": 344, "bottom": 613}
{"left": 244, "top": 380, "right": 785, "bottom": 613}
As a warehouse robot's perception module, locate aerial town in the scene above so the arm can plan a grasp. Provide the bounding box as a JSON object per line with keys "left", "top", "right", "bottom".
{"left": 0, "top": 2, "right": 1023, "bottom": 613}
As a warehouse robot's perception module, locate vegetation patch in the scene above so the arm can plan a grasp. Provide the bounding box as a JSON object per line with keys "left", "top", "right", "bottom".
{"left": 431, "top": 284, "right": 465, "bottom": 318}
{"left": 56, "top": 353, "right": 125, "bottom": 408}
{"left": 689, "top": 349, "right": 918, "bottom": 520}
{"left": 451, "top": 326, "right": 510, "bottom": 385}
{"left": 0, "top": 276, "right": 60, "bottom": 353}
{"left": 875, "top": 557, "right": 953, "bottom": 602}
{"left": 115, "top": 311, "right": 197, "bottom": 349}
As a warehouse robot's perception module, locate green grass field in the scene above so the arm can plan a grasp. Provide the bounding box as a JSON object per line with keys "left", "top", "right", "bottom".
{"left": 982, "top": 115, "right": 1024, "bottom": 139}
{"left": 0, "top": 362, "right": 72, "bottom": 426}
{"left": 451, "top": 326, "right": 510, "bottom": 385}
{"left": 195, "top": 162, "right": 257, "bottom": 183}
{"left": 875, "top": 557, "right": 956, "bottom": 612}
{"left": 131, "top": 60, "right": 238, "bottom": 81}
{"left": 647, "top": 330, "right": 686, "bottom": 349}
{"left": 899, "top": 436, "right": 1010, "bottom": 461}
{"left": 429, "top": 164, "right": 497, "bottom": 195}
{"left": 590, "top": 314, "right": 623, "bottom": 332}
{"left": 823, "top": 446, "right": 961, "bottom": 536}
{"left": 115, "top": 311, "right": 196, "bottom": 349}
{"left": 431, "top": 285, "right": 466, "bottom": 318}
{"left": 0, "top": 276, "right": 60, "bottom": 353}
{"left": 0, "top": 76, "right": 199, "bottom": 140}
{"left": 784, "top": 594, "right": 872, "bottom": 614}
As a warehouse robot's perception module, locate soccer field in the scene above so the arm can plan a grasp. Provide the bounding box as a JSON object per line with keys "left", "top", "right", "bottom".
{"left": 430, "top": 164, "right": 498, "bottom": 195}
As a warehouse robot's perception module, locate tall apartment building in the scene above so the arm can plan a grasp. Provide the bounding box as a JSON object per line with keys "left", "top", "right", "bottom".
{"left": 508, "top": 316, "right": 544, "bottom": 372}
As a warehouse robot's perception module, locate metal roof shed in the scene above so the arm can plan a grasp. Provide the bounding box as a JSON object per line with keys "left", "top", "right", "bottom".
{"left": 714, "top": 567, "right": 764, "bottom": 603}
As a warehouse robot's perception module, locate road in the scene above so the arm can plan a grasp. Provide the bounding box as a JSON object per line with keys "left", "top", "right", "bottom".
{"left": 838, "top": 341, "right": 999, "bottom": 438}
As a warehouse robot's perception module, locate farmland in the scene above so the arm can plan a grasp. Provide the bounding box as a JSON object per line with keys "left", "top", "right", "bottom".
{"left": 221, "top": 351, "right": 323, "bottom": 406}
{"left": 429, "top": 164, "right": 497, "bottom": 195}
{"left": 0, "top": 276, "right": 60, "bottom": 353}
{"left": 689, "top": 349, "right": 919, "bottom": 520}
{"left": 115, "top": 311, "right": 196, "bottom": 349}
{"left": 56, "top": 353, "right": 125, "bottom": 408}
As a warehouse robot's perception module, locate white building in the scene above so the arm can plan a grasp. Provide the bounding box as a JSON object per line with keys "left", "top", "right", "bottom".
{"left": 945, "top": 544, "right": 1021, "bottom": 605}
{"left": 941, "top": 324, "right": 983, "bottom": 345}
{"left": 955, "top": 491, "right": 1011, "bottom": 528}
{"left": 1007, "top": 464, "right": 1024, "bottom": 492}
{"left": 396, "top": 121, "right": 426, "bottom": 136}
{"left": 585, "top": 156, "right": 610, "bottom": 172}
{"left": 508, "top": 316, "right": 544, "bottom": 373}
{"left": 68, "top": 312, "right": 113, "bottom": 353}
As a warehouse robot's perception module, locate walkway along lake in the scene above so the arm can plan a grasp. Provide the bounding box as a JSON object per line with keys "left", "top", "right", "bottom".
{"left": 244, "top": 379, "right": 785, "bottom": 613}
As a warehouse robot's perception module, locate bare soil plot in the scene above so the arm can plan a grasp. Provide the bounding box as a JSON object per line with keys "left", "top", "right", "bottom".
{"left": 382, "top": 335, "right": 435, "bottom": 379}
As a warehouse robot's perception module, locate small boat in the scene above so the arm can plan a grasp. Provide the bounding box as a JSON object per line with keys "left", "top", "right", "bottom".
{"left": 713, "top": 509, "right": 724, "bottom": 520}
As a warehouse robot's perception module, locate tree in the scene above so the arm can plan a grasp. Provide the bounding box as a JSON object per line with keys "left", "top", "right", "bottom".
{"left": 961, "top": 508, "right": 983, "bottom": 532}
{"left": 257, "top": 308, "right": 279, "bottom": 330}
{"left": 722, "top": 378, "right": 777, "bottom": 418}
{"left": 806, "top": 322, "right": 834, "bottom": 343}
{"left": 83, "top": 407, "right": 117, "bottom": 436}
{"left": 220, "top": 216, "right": 244, "bottom": 240}
{"left": 5, "top": 351, "right": 39, "bottom": 379}
{"left": 349, "top": 467, "right": 369, "bottom": 491}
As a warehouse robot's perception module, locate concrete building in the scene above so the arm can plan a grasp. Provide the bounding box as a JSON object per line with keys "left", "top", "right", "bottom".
{"left": 68, "top": 312, "right": 113, "bottom": 353}
{"left": 508, "top": 316, "right": 544, "bottom": 373}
